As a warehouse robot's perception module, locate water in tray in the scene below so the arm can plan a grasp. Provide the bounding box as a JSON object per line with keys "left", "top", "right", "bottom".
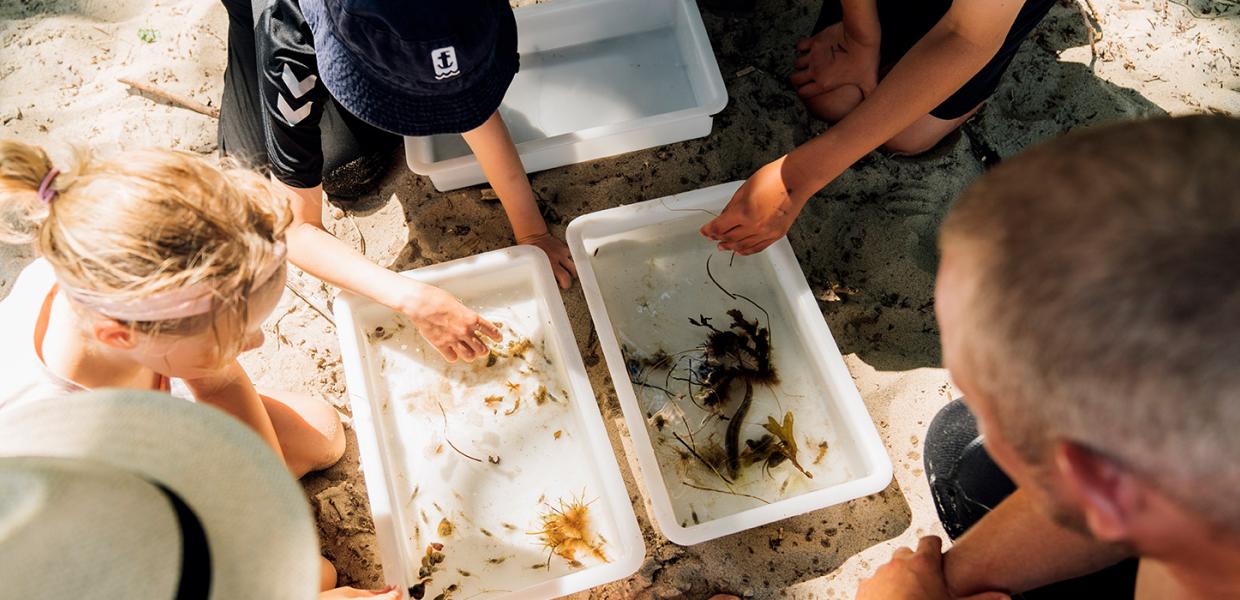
{"left": 362, "top": 289, "right": 621, "bottom": 599}
{"left": 588, "top": 216, "right": 864, "bottom": 526}
{"left": 430, "top": 26, "right": 695, "bottom": 161}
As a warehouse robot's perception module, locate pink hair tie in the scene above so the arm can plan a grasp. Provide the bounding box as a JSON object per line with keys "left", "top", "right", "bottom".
{"left": 37, "top": 168, "right": 59, "bottom": 204}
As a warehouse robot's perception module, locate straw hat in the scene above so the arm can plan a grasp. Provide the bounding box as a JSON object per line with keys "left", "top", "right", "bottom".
{"left": 0, "top": 389, "right": 320, "bottom": 599}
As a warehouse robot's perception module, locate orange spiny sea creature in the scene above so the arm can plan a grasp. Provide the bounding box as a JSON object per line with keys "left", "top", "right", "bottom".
{"left": 529, "top": 493, "right": 608, "bottom": 568}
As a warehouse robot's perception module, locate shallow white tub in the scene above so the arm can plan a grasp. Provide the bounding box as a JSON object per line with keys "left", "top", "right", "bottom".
{"left": 566, "top": 182, "right": 893, "bottom": 546}
{"left": 405, "top": 0, "right": 728, "bottom": 191}
{"left": 335, "top": 246, "right": 644, "bottom": 599}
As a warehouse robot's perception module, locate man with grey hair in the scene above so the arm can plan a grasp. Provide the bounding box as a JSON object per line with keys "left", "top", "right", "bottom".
{"left": 856, "top": 114, "right": 1240, "bottom": 599}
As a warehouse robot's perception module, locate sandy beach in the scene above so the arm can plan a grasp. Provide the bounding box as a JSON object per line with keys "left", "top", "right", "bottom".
{"left": 2, "top": 0, "right": 1237, "bottom": 597}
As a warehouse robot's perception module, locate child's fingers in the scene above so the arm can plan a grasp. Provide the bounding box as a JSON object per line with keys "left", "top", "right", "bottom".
{"left": 729, "top": 232, "right": 763, "bottom": 253}
{"left": 717, "top": 223, "right": 753, "bottom": 244}
{"left": 460, "top": 337, "right": 486, "bottom": 360}
{"left": 554, "top": 265, "right": 571, "bottom": 289}
{"left": 561, "top": 255, "right": 579, "bottom": 278}
{"left": 439, "top": 343, "right": 460, "bottom": 363}
{"left": 794, "top": 54, "right": 811, "bottom": 70}
{"left": 701, "top": 214, "right": 740, "bottom": 240}
{"left": 738, "top": 237, "right": 776, "bottom": 256}
{"left": 475, "top": 317, "right": 503, "bottom": 342}
{"left": 796, "top": 37, "right": 813, "bottom": 52}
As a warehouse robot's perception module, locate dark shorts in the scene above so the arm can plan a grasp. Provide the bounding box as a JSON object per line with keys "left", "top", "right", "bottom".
{"left": 216, "top": 0, "right": 398, "bottom": 197}
{"left": 813, "top": 0, "right": 1056, "bottom": 119}
{"left": 925, "top": 399, "right": 1140, "bottom": 599}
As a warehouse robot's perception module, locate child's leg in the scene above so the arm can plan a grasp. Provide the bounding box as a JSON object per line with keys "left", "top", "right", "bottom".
{"left": 259, "top": 390, "right": 346, "bottom": 478}
{"left": 216, "top": 0, "right": 267, "bottom": 166}
{"left": 797, "top": 0, "right": 1054, "bottom": 153}
{"left": 803, "top": 84, "right": 864, "bottom": 124}
{"left": 881, "top": 104, "right": 982, "bottom": 156}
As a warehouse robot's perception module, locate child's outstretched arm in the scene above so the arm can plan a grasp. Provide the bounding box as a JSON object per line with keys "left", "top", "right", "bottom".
{"left": 702, "top": 0, "right": 1025, "bottom": 255}
{"left": 283, "top": 184, "right": 501, "bottom": 362}
{"left": 463, "top": 111, "right": 577, "bottom": 289}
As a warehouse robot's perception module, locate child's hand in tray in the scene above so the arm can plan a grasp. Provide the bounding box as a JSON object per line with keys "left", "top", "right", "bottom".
{"left": 520, "top": 230, "right": 578, "bottom": 289}
{"left": 701, "top": 156, "right": 809, "bottom": 255}
{"left": 400, "top": 282, "right": 502, "bottom": 362}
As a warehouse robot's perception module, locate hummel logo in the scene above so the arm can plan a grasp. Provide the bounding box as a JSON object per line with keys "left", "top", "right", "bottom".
{"left": 281, "top": 64, "right": 317, "bottom": 98}
{"left": 277, "top": 94, "right": 312, "bottom": 125}
{"left": 432, "top": 46, "right": 460, "bottom": 80}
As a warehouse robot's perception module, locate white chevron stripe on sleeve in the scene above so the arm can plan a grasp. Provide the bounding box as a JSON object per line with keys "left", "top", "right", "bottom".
{"left": 281, "top": 64, "right": 317, "bottom": 99}
{"left": 276, "top": 94, "right": 313, "bottom": 125}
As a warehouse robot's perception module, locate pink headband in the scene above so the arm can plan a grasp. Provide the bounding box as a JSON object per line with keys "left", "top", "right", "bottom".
{"left": 38, "top": 168, "right": 59, "bottom": 204}
{"left": 61, "top": 242, "right": 288, "bottom": 322}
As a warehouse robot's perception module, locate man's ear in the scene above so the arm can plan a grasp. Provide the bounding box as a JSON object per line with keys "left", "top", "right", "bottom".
{"left": 1053, "top": 440, "right": 1141, "bottom": 543}
{"left": 93, "top": 319, "right": 137, "bottom": 350}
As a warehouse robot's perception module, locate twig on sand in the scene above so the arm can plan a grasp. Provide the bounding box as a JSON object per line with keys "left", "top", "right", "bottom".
{"left": 1078, "top": 0, "right": 1104, "bottom": 68}
{"left": 118, "top": 77, "right": 220, "bottom": 118}
{"left": 284, "top": 282, "right": 336, "bottom": 328}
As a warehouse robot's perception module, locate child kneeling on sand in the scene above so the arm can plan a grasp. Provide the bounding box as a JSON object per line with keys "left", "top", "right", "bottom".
{"left": 702, "top": 0, "right": 1057, "bottom": 255}
{"left": 0, "top": 140, "right": 343, "bottom": 480}
{"left": 218, "top": 0, "right": 574, "bottom": 364}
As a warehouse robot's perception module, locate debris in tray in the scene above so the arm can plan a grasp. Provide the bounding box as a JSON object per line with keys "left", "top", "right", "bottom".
{"left": 436, "top": 401, "right": 483, "bottom": 463}
{"left": 814, "top": 440, "right": 829, "bottom": 465}
{"left": 410, "top": 542, "right": 447, "bottom": 599}
{"left": 488, "top": 455, "right": 502, "bottom": 465}
{"left": 367, "top": 319, "right": 406, "bottom": 342}
{"left": 437, "top": 518, "right": 454, "bottom": 537}
{"left": 554, "top": 430, "right": 562, "bottom": 440}
{"left": 625, "top": 254, "right": 818, "bottom": 502}
{"left": 531, "top": 494, "right": 609, "bottom": 568}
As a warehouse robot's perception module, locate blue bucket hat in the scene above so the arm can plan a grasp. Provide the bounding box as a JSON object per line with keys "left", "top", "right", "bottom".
{"left": 301, "top": 0, "right": 519, "bottom": 136}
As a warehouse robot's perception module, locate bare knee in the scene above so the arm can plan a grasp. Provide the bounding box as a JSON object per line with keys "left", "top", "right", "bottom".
{"left": 305, "top": 406, "right": 345, "bottom": 474}
{"left": 884, "top": 106, "right": 979, "bottom": 156}
{"left": 802, "top": 85, "right": 863, "bottom": 123}
{"left": 262, "top": 391, "right": 346, "bottom": 478}
{"left": 881, "top": 129, "right": 946, "bottom": 156}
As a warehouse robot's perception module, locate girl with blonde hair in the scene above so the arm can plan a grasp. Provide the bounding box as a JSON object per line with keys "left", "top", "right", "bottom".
{"left": 0, "top": 140, "right": 404, "bottom": 596}
{"left": 0, "top": 139, "right": 345, "bottom": 480}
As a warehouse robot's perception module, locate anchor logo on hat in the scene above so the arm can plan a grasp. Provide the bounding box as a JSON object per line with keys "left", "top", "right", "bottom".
{"left": 432, "top": 46, "right": 460, "bottom": 80}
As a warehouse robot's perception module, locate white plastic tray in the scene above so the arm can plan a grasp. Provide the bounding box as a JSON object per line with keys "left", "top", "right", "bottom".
{"left": 566, "top": 182, "right": 893, "bottom": 546}
{"left": 405, "top": 0, "right": 728, "bottom": 191}
{"left": 335, "top": 246, "right": 644, "bottom": 599}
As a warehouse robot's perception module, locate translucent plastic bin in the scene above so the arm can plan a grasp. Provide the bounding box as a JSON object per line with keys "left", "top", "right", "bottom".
{"left": 334, "top": 246, "right": 644, "bottom": 599}
{"left": 405, "top": 0, "right": 728, "bottom": 191}
{"left": 566, "top": 182, "right": 893, "bottom": 546}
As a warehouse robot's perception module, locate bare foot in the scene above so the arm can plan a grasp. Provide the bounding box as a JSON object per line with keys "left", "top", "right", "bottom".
{"left": 709, "top": 595, "right": 741, "bottom": 600}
